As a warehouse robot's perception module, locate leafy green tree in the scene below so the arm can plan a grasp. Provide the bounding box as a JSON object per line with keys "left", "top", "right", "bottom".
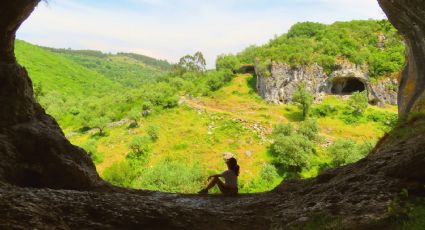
{"left": 174, "top": 51, "right": 206, "bottom": 74}
{"left": 260, "top": 164, "right": 279, "bottom": 182}
{"left": 146, "top": 125, "right": 159, "bottom": 142}
{"left": 287, "top": 22, "right": 326, "bottom": 38}
{"left": 293, "top": 82, "right": 314, "bottom": 120}
{"left": 90, "top": 116, "right": 111, "bottom": 136}
{"left": 272, "top": 123, "right": 293, "bottom": 137}
{"left": 216, "top": 54, "right": 240, "bottom": 73}
{"left": 327, "top": 139, "right": 373, "bottom": 167}
{"left": 128, "top": 135, "right": 151, "bottom": 159}
{"left": 127, "top": 108, "right": 141, "bottom": 127}
{"left": 298, "top": 119, "right": 319, "bottom": 141}
{"left": 348, "top": 91, "right": 368, "bottom": 114}
{"left": 270, "top": 134, "right": 315, "bottom": 173}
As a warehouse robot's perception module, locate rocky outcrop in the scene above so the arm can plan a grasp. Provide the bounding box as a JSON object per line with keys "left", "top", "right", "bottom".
{"left": 255, "top": 61, "right": 398, "bottom": 106}
{"left": 255, "top": 62, "right": 327, "bottom": 103}
{"left": 379, "top": 0, "right": 425, "bottom": 118}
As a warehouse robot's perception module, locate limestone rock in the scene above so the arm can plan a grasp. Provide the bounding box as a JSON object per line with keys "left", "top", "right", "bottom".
{"left": 255, "top": 61, "right": 398, "bottom": 106}
{"left": 255, "top": 62, "right": 327, "bottom": 104}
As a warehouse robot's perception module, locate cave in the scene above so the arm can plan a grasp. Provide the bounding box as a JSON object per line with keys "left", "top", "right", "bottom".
{"left": 0, "top": 0, "right": 425, "bottom": 229}
{"left": 331, "top": 77, "right": 366, "bottom": 95}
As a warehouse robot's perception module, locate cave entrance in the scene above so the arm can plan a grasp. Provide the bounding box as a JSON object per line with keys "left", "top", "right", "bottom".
{"left": 331, "top": 77, "right": 366, "bottom": 95}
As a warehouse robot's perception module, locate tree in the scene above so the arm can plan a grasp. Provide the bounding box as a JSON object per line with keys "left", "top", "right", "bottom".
{"left": 174, "top": 51, "right": 206, "bottom": 74}
{"left": 127, "top": 108, "right": 141, "bottom": 127}
{"left": 128, "top": 135, "right": 151, "bottom": 160}
{"left": 292, "top": 82, "right": 314, "bottom": 120}
{"left": 348, "top": 91, "right": 368, "bottom": 114}
{"left": 270, "top": 134, "right": 315, "bottom": 173}
{"left": 216, "top": 54, "right": 240, "bottom": 73}
{"left": 327, "top": 139, "right": 373, "bottom": 167}
{"left": 90, "top": 116, "right": 110, "bottom": 136}
{"left": 298, "top": 119, "right": 319, "bottom": 141}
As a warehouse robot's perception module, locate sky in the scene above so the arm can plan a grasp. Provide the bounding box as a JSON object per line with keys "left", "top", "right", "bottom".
{"left": 17, "top": 0, "right": 387, "bottom": 68}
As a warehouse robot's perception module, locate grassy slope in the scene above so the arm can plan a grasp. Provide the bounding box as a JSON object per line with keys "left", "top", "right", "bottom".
{"left": 15, "top": 40, "right": 121, "bottom": 98}
{"left": 69, "top": 73, "right": 397, "bottom": 192}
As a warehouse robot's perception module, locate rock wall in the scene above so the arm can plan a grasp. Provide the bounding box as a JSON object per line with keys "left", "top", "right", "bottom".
{"left": 255, "top": 62, "right": 328, "bottom": 103}
{"left": 255, "top": 61, "right": 398, "bottom": 106}
{"left": 379, "top": 0, "right": 425, "bottom": 118}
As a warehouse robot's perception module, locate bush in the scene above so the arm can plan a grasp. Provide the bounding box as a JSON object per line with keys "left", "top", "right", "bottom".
{"left": 298, "top": 119, "right": 319, "bottom": 140}
{"left": 270, "top": 134, "right": 315, "bottom": 173}
{"left": 146, "top": 125, "right": 159, "bottom": 142}
{"left": 348, "top": 91, "right": 368, "bottom": 114}
{"left": 327, "top": 139, "right": 374, "bottom": 167}
{"left": 260, "top": 164, "right": 279, "bottom": 182}
{"left": 133, "top": 158, "right": 206, "bottom": 193}
{"left": 216, "top": 54, "right": 240, "bottom": 73}
{"left": 311, "top": 103, "right": 337, "bottom": 117}
{"left": 81, "top": 138, "right": 103, "bottom": 164}
{"left": 127, "top": 135, "right": 151, "bottom": 160}
{"left": 272, "top": 123, "right": 293, "bottom": 137}
{"left": 127, "top": 108, "right": 141, "bottom": 127}
{"left": 102, "top": 161, "right": 136, "bottom": 187}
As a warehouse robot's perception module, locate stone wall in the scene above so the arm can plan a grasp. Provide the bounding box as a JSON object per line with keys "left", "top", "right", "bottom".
{"left": 255, "top": 61, "right": 398, "bottom": 106}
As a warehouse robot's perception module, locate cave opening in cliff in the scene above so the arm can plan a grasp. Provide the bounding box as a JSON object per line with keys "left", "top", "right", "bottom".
{"left": 331, "top": 77, "right": 366, "bottom": 95}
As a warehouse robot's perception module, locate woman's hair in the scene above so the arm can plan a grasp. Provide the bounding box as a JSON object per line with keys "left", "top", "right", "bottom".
{"left": 227, "top": 157, "right": 240, "bottom": 176}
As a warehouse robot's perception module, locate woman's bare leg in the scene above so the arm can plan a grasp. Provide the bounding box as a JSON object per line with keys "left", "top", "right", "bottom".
{"left": 204, "top": 177, "right": 226, "bottom": 192}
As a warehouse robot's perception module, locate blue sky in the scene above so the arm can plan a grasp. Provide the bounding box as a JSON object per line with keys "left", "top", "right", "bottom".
{"left": 18, "top": 0, "right": 387, "bottom": 67}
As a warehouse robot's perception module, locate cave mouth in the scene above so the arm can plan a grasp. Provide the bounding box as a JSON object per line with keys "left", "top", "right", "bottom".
{"left": 331, "top": 77, "right": 366, "bottom": 95}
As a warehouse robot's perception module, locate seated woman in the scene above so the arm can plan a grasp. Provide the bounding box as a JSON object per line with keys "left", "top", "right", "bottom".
{"left": 198, "top": 157, "right": 240, "bottom": 195}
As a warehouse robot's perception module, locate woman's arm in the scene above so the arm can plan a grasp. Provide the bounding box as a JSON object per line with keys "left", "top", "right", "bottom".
{"left": 208, "top": 174, "right": 222, "bottom": 180}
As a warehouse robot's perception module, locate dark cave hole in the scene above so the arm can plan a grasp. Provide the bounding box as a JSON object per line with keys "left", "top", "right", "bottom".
{"left": 331, "top": 77, "right": 366, "bottom": 95}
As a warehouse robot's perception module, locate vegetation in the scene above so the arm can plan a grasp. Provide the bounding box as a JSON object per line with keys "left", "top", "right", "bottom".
{"left": 16, "top": 19, "right": 402, "bottom": 194}
{"left": 237, "top": 20, "right": 405, "bottom": 79}
{"left": 292, "top": 82, "right": 314, "bottom": 120}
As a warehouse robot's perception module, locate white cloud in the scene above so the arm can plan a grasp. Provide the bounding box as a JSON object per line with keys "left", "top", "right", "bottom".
{"left": 17, "top": 0, "right": 386, "bottom": 67}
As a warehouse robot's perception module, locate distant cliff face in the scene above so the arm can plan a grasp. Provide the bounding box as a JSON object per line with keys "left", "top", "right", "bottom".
{"left": 255, "top": 61, "right": 398, "bottom": 106}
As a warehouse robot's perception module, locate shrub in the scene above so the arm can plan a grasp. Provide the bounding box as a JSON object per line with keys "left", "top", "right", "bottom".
{"left": 348, "top": 91, "right": 368, "bottom": 114}
{"left": 270, "top": 134, "right": 315, "bottom": 173}
{"left": 272, "top": 123, "right": 293, "bottom": 137}
{"left": 127, "top": 135, "right": 151, "bottom": 160}
{"left": 133, "top": 158, "right": 206, "bottom": 193}
{"left": 298, "top": 119, "right": 319, "bottom": 141}
{"left": 81, "top": 138, "right": 103, "bottom": 164}
{"left": 102, "top": 161, "right": 136, "bottom": 187}
{"left": 146, "top": 125, "right": 159, "bottom": 142}
{"left": 216, "top": 54, "right": 240, "bottom": 73}
{"left": 127, "top": 108, "right": 141, "bottom": 127}
{"left": 311, "top": 103, "right": 337, "bottom": 117}
{"left": 327, "top": 139, "right": 374, "bottom": 167}
{"left": 260, "top": 164, "right": 279, "bottom": 182}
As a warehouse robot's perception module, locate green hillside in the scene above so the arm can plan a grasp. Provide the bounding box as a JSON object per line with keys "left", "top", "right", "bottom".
{"left": 15, "top": 40, "right": 121, "bottom": 98}
{"left": 15, "top": 40, "right": 171, "bottom": 130}
{"left": 15, "top": 19, "right": 402, "bottom": 194}
{"left": 235, "top": 20, "right": 404, "bottom": 78}
{"left": 45, "top": 48, "right": 171, "bottom": 87}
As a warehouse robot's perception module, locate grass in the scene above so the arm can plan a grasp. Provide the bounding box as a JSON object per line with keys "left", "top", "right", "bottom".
{"left": 68, "top": 73, "right": 397, "bottom": 193}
